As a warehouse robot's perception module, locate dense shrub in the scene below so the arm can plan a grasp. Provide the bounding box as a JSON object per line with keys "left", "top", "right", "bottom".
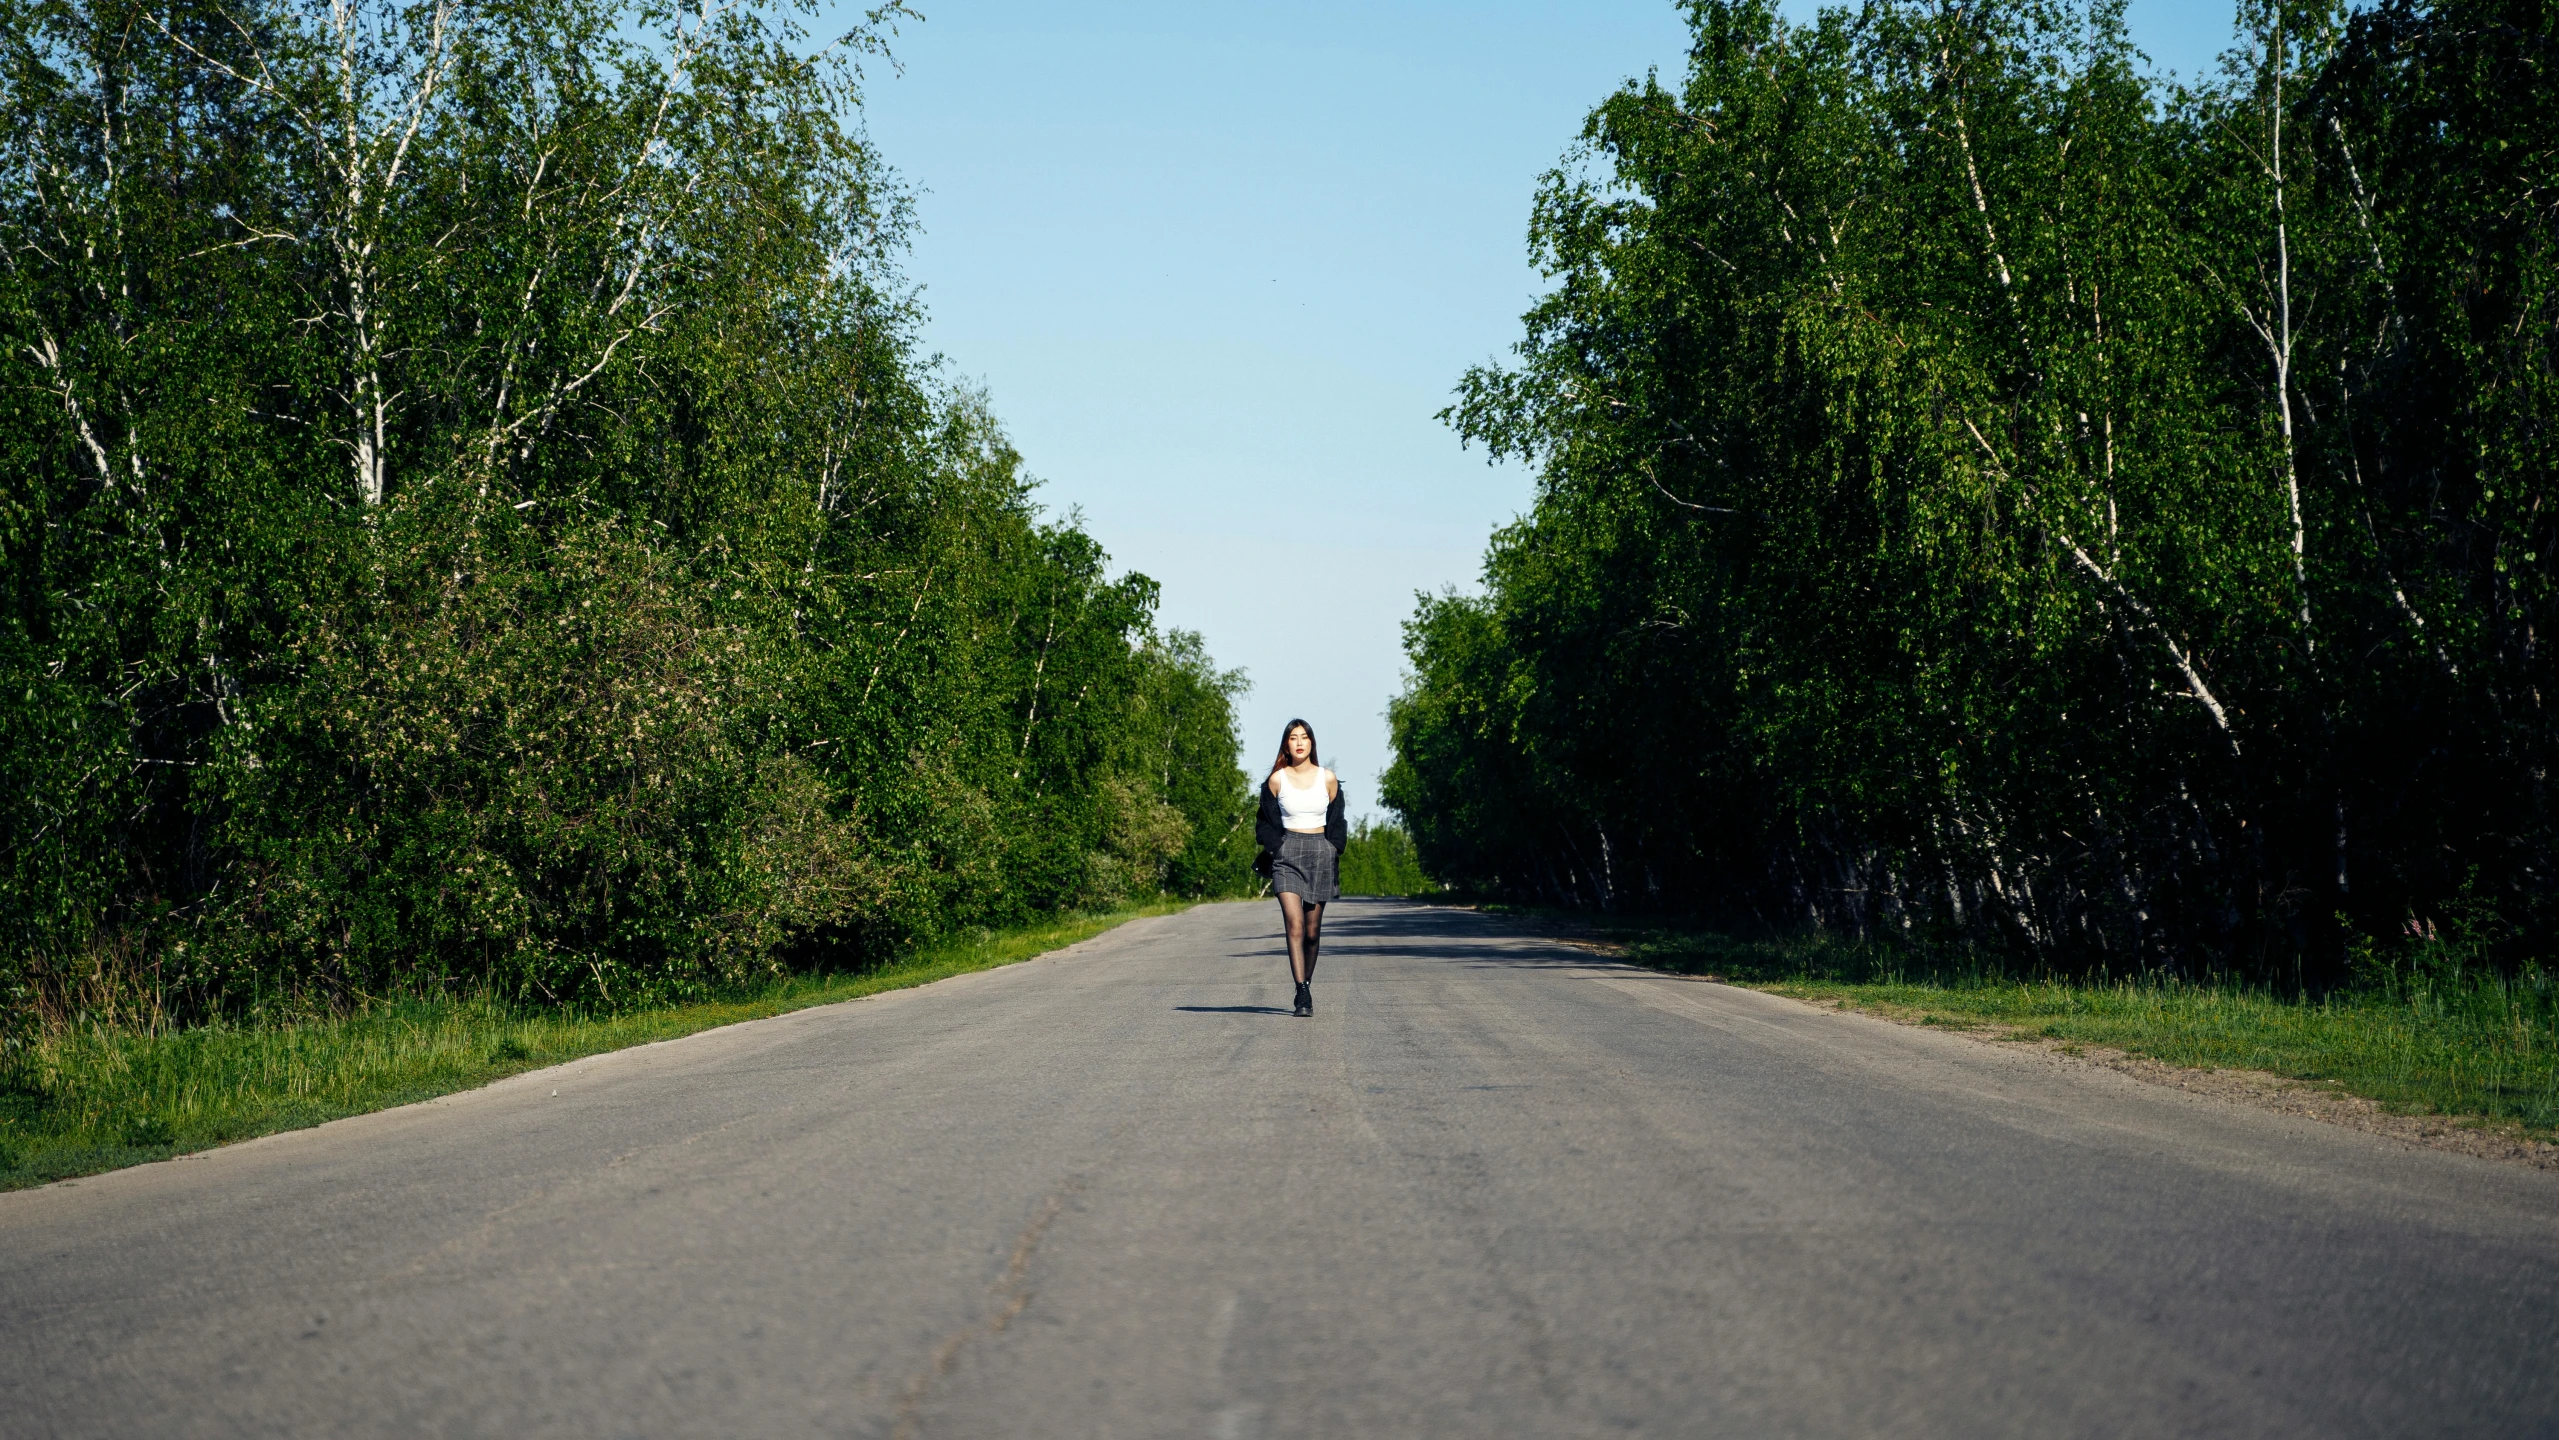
{"left": 0, "top": 0, "right": 1252, "bottom": 1024}
{"left": 1338, "top": 822, "right": 1433, "bottom": 897}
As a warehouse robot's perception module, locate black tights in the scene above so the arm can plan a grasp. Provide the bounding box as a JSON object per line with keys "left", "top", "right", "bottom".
{"left": 1278, "top": 892, "right": 1325, "bottom": 985}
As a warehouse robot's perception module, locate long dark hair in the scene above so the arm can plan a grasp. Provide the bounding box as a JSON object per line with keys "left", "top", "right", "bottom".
{"left": 1270, "top": 718, "right": 1318, "bottom": 774}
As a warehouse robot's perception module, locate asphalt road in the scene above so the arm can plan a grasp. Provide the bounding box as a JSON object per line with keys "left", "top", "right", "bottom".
{"left": 6, "top": 900, "right": 2557, "bottom": 1439}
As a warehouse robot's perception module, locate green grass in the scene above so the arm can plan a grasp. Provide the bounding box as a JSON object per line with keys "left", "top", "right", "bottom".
{"left": 1593, "top": 923, "right": 2559, "bottom": 1136}
{"left": 0, "top": 901, "right": 1191, "bottom": 1191}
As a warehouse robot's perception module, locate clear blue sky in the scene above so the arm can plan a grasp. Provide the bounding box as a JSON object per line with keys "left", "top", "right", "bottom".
{"left": 842, "top": 0, "right": 2242, "bottom": 817}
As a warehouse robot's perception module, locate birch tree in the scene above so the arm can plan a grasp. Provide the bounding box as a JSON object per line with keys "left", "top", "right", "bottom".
{"left": 1397, "top": 0, "right": 2558, "bottom": 978}
{"left": 1, "top": 0, "right": 1257, "bottom": 1023}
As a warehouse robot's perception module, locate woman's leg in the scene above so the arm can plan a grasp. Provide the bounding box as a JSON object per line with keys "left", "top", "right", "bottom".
{"left": 1278, "top": 891, "right": 1311, "bottom": 984}
{"left": 1300, "top": 902, "right": 1325, "bottom": 981}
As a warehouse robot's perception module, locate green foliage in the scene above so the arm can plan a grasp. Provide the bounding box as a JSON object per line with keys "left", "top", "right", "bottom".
{"left": 0, "top": 0, "right": 1250, "bottom": 1028}
{"left": 1337, "top": 820, "right": 1433, "bottom": 896}
{"left": 1392, "top": 0, "right": 2557, "bottom": 982}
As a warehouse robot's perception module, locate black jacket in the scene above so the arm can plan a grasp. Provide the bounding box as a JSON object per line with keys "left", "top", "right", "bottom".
{"left": 1256, "top": 771, "right": 1347, "bottom": 860}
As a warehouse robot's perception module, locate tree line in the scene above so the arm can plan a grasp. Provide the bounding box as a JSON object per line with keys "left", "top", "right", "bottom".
{"left": 0, "top": 0, "right": 1253, "bottom": 1025}
{"left": 1386, "top": 0, "right": 2554, "bottom": 980}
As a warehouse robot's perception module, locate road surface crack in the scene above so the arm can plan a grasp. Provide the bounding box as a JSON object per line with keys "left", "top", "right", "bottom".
{"left": 889, "top": 1174, "right": 1084, "bottom": 1440}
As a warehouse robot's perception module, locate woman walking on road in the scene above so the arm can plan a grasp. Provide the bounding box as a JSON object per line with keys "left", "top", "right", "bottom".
{"left": 1257, "top": 718, "right": 1346, "bottom": 1017}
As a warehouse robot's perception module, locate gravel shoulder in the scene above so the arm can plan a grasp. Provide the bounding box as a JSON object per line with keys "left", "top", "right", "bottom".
{"left": 1787, "top": 989, "right": 2559, "bottom": 1172}
{"left": 1489, "top": 905, "right": 2559, "bottom": 1173}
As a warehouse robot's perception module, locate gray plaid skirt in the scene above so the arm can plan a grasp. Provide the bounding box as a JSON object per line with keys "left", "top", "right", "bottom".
{"left": 1271, "top": 830, "right": 1340, "bottom": 903}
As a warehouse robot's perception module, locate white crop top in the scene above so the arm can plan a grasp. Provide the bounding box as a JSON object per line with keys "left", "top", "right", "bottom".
{"left": 1275, "top": 768, "right": 1330, "bottom": 831}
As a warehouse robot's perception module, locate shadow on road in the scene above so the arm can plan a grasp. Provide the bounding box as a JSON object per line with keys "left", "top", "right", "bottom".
{"left": 1309, "top": 900, "right": 1634, "bottom": 973}
{"left": 1172, "top": 1005, "right": 1294, "bottom": 1016}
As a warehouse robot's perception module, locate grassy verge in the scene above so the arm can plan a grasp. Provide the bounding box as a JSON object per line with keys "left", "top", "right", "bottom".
{"left": 1543, "top": 916, "right": 2559, "bottom": 1137}
{"left": 0, "top": 901, "right": 1192, "bottom": 1192}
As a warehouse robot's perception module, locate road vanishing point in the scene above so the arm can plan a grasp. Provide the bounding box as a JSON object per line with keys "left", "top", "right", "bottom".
{"left": 5, "top": 900, "right": 2556, "bottom": 1438}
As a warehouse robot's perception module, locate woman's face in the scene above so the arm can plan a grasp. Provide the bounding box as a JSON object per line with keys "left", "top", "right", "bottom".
{"left": 1287, "top": 726, "right": 1312, "bottom": 763}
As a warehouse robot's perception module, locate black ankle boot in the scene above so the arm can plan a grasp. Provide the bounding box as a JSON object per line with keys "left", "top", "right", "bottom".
{"left": 1293, "top": 982, "right": 1311, "bottom": 1017}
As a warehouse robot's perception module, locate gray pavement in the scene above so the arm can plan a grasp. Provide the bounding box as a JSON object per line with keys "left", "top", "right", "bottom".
{"left": 4, "top": 899, "right": 2557, "bottom": 1439}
